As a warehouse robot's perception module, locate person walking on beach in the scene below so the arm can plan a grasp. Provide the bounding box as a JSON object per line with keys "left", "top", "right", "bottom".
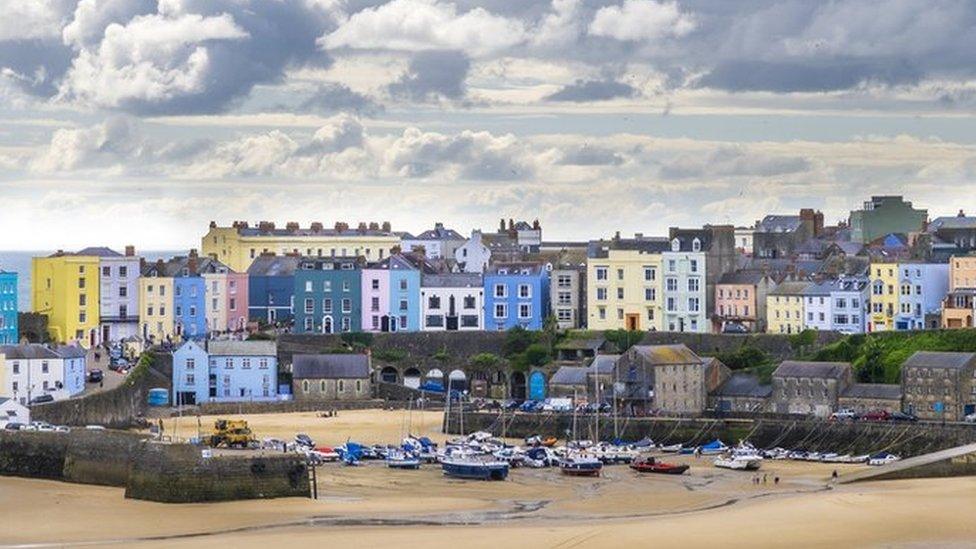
{"left": 774, "top": 476, "right": 780, "bottom": 485}
{"left": 763, "top": 474, "right": 767, "bottom": 484}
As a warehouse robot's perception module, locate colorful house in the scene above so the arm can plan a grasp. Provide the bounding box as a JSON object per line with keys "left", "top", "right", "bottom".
{"left": 247, "top": 255, "right": 300, "bottom": 325}
{"left": 0, "top": 269, "right": 17, "bottom": 344}
{"left": 483, "top": 262, "right": 550, "bottom": 331}
{"left": 198, "top": 259, "right": 248, "bottom": 335}
{"left": 765, "top": 281, "right": 809, "bottom": 335}
{"left": 803, "top": 277, "right": 869, "bottom": 334}
{"left": 0, "top": 344, "right": 86, "bottom": 404}
{"left": 80, "top": 246, "right": 141, "bottom": 344}
{"left": 139, "top": 261, "right": 175, "bottom": 344}
{"left": 894, "top": 263, "right": 949, "bottom": 330}
{"left": 420, "top": 273, "right": 484, "bottom": 331}
{"left": 849, "top": 195, "right": 927, "bottom": 244}
{"left": 171, "top": 256, "right": 207, "bottom": 341}
{"left": 662, "top": 235, "right": 708, "bottom": 333}
{"left": 586, "top": 236, "right": 667, "bottom": 331}
{"left": 714, "top": 271, "right": 776, "bottom": 333}
{"left": 31, "top": 251, "right": 100, "bottom": 346}
{"left": 869, "top": 261, "right": 899, "bottom": 331}
{"left": 172, "top": 340, "right": 278, "bottom": 405}
{"left": 361, "top": 254, "right": 423, "bottom": 332}
{"left": 293, "top": 256, "right": 364, "bottom": 334}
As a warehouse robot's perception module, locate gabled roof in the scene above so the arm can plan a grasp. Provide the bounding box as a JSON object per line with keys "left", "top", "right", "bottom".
{"left": 421, "top": 273, "right": 482, "bottom": 288}
{"left": 590, "top": 354, "right": 620, "bottom": 374}
{"left": 246, "top": 255, "right": 302, "bottom": 277}
{"left": 293, "top": 354, "right": 370, "bottom": 379}
{"left": 629, "top": 344, "right": 703, "bottom": 366}
{"left": 141, "top": 256, "right": 234, "bottom": 277}
{"left": 208, "top": 340, "right": 277, "bottom": 357}
{"left": 0, "top": 344, "right": 61, "bottom": 360}
{"left": 75, "top": 246, "right": 123, "bottom": 257}
{"left": 587, "top": 237, "right": 670, "bottom": 259}
{"left": 53, "top": 345, "right": 86, "bottom": 359}
{"left": 902, "top": 351, "right": 976, "bottom": 370}
{"left": 414, "top": 224, "right": 465, "bottom": 241}
{"left": 929, "top": 215, "right": 976, "bottom": 231}
{"left": 718, "top": 270, "right": 767, "bottom": 286}
{"left": 841, "top": 383, "right": 901, "bottom": 400}
{"left": 773, "top": 361, "right": 850, "bottom": 379}
{"left": 756, "top": 215, "right": 802, "bottom": 233}
{"left": 550, "top": 366, "right": 589, "bottom": 386}
{"left": 768, "top": 281, "right": 812, "bottom": 296}
{"left": 711, "top": 373, "right": 772, "bottom": 398}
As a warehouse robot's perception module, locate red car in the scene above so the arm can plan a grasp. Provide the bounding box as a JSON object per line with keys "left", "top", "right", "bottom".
{"left": 861, "top": 410, "right": 891, "bottom": 422}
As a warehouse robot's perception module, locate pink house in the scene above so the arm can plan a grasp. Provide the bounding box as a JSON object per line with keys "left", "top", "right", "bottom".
{"left": 714, "top": 271, "right": 776, "bottom": 333}
{"left": 361, "top": 267, "right": 390, "bottom": 332}
{"left": 225, "top": 271, "right": 249, "bottom": 332}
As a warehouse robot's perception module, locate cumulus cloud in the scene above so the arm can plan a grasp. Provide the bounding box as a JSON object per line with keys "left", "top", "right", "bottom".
{"left": 657, "top": 147, "right": 813, "bottom": 180}
{"left": 545, "top": 78, "right": 638, "bottom": 102}
{"left": 387, "top": 50, "right": 471, "bottom": 102}
{"left": 588, "top": 0, "right": 696, "bottom": 42}
{"left": 31, "top": 116, "right": 148, "bottom": 172}
{"left": 0, "top": 0, "right": 73, "bottom": 41}
{"left": 320, "top": 0, "right": 527, "bottom": 57}
{"left": 299, "top": 82, "right": 382, "bottom": 115}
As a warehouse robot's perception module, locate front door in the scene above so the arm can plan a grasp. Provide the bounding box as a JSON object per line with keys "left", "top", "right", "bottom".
{"left": 446, "top": 316, "right": 459, "bottom": 330}
{"left": 102, "top": 325, "right": 111, "bottom": 345}
{"left": 625, "top": 314, "right": 639, "bottom": 331}
{"left": 209, "top": 374, "right": 217, "bottom": 398}
{"left": 381, "top": 315, "right": 390, "bottom": 332}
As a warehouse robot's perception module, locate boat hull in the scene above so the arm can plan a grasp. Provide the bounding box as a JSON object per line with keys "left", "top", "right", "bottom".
{"left": 631, "top": 463, "right": 689, "bottom": 475}
{"left": 442, "top": 460, "right": 509, "bottom": 480}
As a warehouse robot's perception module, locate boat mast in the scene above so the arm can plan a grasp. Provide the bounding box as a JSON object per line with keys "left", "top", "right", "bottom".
{"left": 572, "top": 387, "right": 578, "bottom": 443}
{"left": 612, "top": 359, "right": 619, "bottom": 440}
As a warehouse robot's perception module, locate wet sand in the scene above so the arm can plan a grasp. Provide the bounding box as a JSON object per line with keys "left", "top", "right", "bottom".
{"left": 3, "top": 410, "right": 975, "bottom": 548}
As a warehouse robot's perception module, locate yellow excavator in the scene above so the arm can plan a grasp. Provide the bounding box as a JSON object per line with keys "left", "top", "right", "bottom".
{"left": 208, "top": 419, "right": 255, "bottom": 448}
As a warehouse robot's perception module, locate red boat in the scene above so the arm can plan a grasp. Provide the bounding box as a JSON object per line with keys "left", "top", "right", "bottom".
{"left": 630, "top": 456, "right": 689, "bottom": 475}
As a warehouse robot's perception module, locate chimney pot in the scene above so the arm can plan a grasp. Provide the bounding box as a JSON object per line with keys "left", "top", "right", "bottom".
{"left": 125, "top": 245, "right": 135, "bottom": 257}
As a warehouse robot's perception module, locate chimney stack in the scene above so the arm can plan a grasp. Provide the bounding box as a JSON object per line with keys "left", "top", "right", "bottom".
{"left": 381, "top": 221, "right": 391, "bottom": 232}
{"left": 286, "top": 221, "right": 299, "bottom": 232}
{"left": 310, "top": 222, "right": 323, "bottom": 232}
{"left": 209, "top": 221, "right": 217, "bottom": 228}
{"left": 125, "top": 245, "right": 135, "bottom": 257}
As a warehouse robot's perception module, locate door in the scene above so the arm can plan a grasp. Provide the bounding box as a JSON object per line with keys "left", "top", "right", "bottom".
{"left": 625, "top": 314, "right": 639, "bottom": 331}
{"left": 381, "top": 315, "right": 390, "bottom": 332}
{"left": 446, "top": 316, "right": 459, "bottom": 330}
{"left": 102, "top": 325, "right": 111, "bottom": 345}
{"left": 268, "top": 309, "right": 276, "bottom": 323}
{"left": 529, "top": 371, "right": 546, "bottom": 401}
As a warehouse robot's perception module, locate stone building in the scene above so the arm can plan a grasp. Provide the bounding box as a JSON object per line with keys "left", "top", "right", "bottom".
{"left": 292, "top": 354, "right": 371, "bottom": 401}
{"left": 549, "top": 366, "right": 589, "bottom": 400}
{"left": 617, "top": 344, "right": 729, "bottom": 415}
{"left": 838, "top": 384, "right": 903, "bottom": 414}
{"left": 707, "top": 372, "right": 772, "bottom": 413}
{"left": 771, "top": 361, "right": 852, "bottom": 418}
{"left": 551, "top": 266, "right": 585, "bottom": 329}
{"left": 752, "top": 209, "right": 822, "bottom": 259}
{"left": 901, "top": 351, "right": 976, "bottom": 421}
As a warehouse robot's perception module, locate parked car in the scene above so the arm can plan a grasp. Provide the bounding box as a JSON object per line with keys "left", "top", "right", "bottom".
{"left": 29, "top": 394, "right": 54, "bottom": 405}
{"left": 3, "top": 422, "right": 24, "bottom": 431}
{"left": 829, "top": 409, "right": 856, "bottom": 421}
{"left": 861, "top": 410, "right": 891, "bottom": 422}
{"left": 54, "top": 425, "right": 70, "bottom": 433}
{"left": 84, "top": 425, "right": 106, "bottom": 430}
{"left": 721, "top": 323, "right": 750, "bottom": 334}
{"left": 502, "top": 399, "right": 520, "bottom": 411}
{"left": 890, "top": 411, "right": 918, "bottom": 422}
{"left": 87, "top": 369, "right": 104, "bottom": 383}
{"left": 964, "top": 413, "right": 976, "bottom": 423}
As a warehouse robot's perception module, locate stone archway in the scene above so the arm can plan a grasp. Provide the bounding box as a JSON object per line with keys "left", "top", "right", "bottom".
{"left": 425, "top": 368, "right": 444, "bottom": 391}
{"left": 448, "top": 369, "right": 468, "bottom": 392}
{"left": 380, "top": 366, "right": 399, "bottom": 384}
{"left": 510, "top": 371, "right": 526, "bottom": 401}
{"left": 403, "top": 367, "right": 422, "bottom": 389}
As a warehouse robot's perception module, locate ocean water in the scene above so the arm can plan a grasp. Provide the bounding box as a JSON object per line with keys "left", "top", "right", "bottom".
{"left": 0, "top": 251, "right": 182, "bottom": 312}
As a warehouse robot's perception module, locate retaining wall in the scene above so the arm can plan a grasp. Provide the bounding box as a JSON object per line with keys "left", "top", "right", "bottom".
{"left": 636, "top": 331, "right": 843, "bottom": 361}
{"left": 450, "top": 412, "right": 976, "bottom": 458}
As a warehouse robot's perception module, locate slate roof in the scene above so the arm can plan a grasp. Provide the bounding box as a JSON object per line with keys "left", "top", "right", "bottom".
{"left": 768, "top": 281, "right": 811, "bottom": 296}
{"left": 75, "top": 247, "right": 123, "bottom": 257}
{"left": 587, "top": 237, "right": 670, "bottom": 259}
{"left": 756, "top": 215, "right": 802, "bottom": 233}
{"left": 902, "top": 351, "right": 976, "bottom": 370}
{"left": 54, "top": 345, "right": 87, "bottom": 359}
{"left": 718, "top": 270, "right": 767, "bottom": 285}
{"left": 246, "top": 255, "right": 302, "bottom": 277}
{"left": 556, "top": 338, "right": 606, "bottom": 351}
{"left": 421, "top": 273, "right": 482, "bottom": 288}
{"left": 141, "top": 256, "right": 235, "bottom": 277}
{"left": 208, "top": 340, "right": 277, "bottom": 357}
{"left": 590, "top": 354, "right": 620, "bottom": 375}
{"left": 486, "top": 262, "right": 545, "bottom": 275}
{"left": 929, "top": 215, "right": 976, "bottom": 231}
{"left": 0, "top": 344, "right": 61, "bottom": 359}
{"left": 629, "top": 344, "right": 703, "bottom": 366}
{"left": 414, "top": 224, "right": 465, "bottom": 241}
{"left": 550, "top": 366, "right": 590, "bottom": 386}
{"left": 711, "top": 373, "right": 772, "bottom": 398}
{"left": 293, "top": 354, "right": 370, "bottom": 379}
{"left": 841, "top": 383, "right": 902, "bottom": 400}
{"left": 668, "top": 229, "right": 714, "bottom": 252}
{"left": 773, "top": 361, "right": 850, "bottom": 379}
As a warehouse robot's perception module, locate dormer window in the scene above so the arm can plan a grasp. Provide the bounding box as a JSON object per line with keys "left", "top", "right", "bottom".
{"left": 671, "top": 238, "right": 680, "bottom": 252}
{"left": 692, "top": 238, "right": 701, "bottom": 252}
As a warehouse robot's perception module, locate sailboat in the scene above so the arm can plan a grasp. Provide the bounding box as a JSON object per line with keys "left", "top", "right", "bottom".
{"left": 560, "top": 388, "right": 603, "bottom": 477}
{"left": 387, "top": 399, "right": 421, "bottom": 469}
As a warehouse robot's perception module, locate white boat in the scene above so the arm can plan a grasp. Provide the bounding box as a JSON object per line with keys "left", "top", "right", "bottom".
{"left": 660, "top": 443, "right": 683, "bottom": 453}
{"left": 714, "top": 455, "right": 762, "bottom": 471}
{"left": 868, "top": 452, "right": 900, "bottom": 466}
{"left": 731, "top": 442, "right": 763, "bottom": 460}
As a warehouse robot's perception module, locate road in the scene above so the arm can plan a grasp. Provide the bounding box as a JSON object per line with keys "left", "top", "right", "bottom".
{"left": 80, "top": 348, "right": 127, "bottom": 396}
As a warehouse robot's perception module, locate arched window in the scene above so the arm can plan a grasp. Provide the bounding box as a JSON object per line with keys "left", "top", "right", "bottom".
{"left": 302, "top": 380, "right": 310, "bottom": 393}
{"left": 338, "top": 380, "right": 345, "bottom": 392}
{"left": 320, "top": 380, "right": 327, "bottom": 392}
{"left": 692, "top": 238, "right": 701, "bottom": 252}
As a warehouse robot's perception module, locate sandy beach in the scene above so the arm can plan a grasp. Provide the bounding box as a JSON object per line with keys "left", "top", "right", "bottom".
{"left": 3, "top": 410, "right": 975, "bottom": 548}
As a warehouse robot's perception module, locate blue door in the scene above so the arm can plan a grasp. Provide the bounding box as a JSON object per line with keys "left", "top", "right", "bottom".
{"left": 529, "top": 371, "right": 546, "bottom": 401}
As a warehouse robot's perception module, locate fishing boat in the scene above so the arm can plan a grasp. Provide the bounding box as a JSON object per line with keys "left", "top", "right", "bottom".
{"left": 698, "top": 439, "right": 729, "bottom": 455}
{"left": 559, "top": 454, "right": 603, "bottom": 477}
{"left": 441, "top": 456, "right": 510, "bottom": 480}
{"left": 386, "top": 449, "right": 421, "bottom": 470}
{"left": 714, "top": 455, "right": 762, "bottom": 471}
{"left": 630, "top": 456, "right": 689, "bottom": 475}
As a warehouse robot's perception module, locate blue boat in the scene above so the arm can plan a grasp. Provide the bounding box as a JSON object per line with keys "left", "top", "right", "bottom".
{"left": 441, "top": 457, "right": 509, "bottom": 480}
{"left": 386, "top": 449, "right": 421, "bottom": 470}
{"left": 339, "top": 442, "right": 364, "bottom": 466}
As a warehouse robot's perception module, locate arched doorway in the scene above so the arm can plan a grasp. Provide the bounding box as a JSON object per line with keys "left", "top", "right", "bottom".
{"left": 510, "top": 372, "right": 526, "bottom": 400}
{"left": 529, "top": 371, "right": 547, "bottom": 401}
{"left": 380, "top": 366, "right": 399, "bottom": 384}
{"left": 403, "top": 367, "right": 421, "bottom": 389}
{"left": 448, "top": 369, "right": 468, "bottom": 392}
{"left": 322, "top": 316, "right": 333, "bottom": 334}
{"left": 425, "top": 368, "right": 444, "bottom": 392}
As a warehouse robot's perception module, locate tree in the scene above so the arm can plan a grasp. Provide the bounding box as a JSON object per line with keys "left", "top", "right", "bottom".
{"left": 503, "top": 326, "right": 535, "bottom": 357}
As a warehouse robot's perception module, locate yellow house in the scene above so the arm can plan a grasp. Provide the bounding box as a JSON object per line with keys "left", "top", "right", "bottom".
{"left": 138, "top": 263, "right": 175, "bottom": 344}
{"left": 765, "top": 281, "right": 808, "bottom": 334}
{"left": 869, "top": 261, "right": 899, "bottom": 331}
{"left": 949, "top": 256, "right": 976, "bottom": 291}
{"left": 586, "top": 238, "right": 667, "bottom": 331}
{"left": 32, "top": 252, "right": 101, "bottom": 346}
{"left": 202, "top": 221, "right": 401, "bottom": 272}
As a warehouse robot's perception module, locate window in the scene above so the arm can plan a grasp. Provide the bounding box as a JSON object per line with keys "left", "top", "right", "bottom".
{"left": 556, "top": 308, "right": 572, "bottom": 321}
{"left": 617, "top": 287, "right": 624, "bottom": 299}
{"left": 644, "top": 288, "right": 656, "bottom": 301}
{"left": 518, "top": 284, "right": 531, "bottom": 298}
{"left": 464, "top": 296, "right": 476, "bottom": 309}
{"left": 323, "top": 298, "right": 333, "bottom": 313}
{"left": 79, "top": 311, "right": 87, "bottom": 323}
{"left": 597, "top": 287, "right": 608, "bottom": 300}
{"left": 225, "top": 358, "right": 233, "bottom": 369}
{"left": 687, "top": 278, "right": 699, "bottom": 292}
{"left": 323, "top": 280, "right": 332, "bottom": 292}
{"left": 399, "top": 299, "right": 408, "bottom": 311}
{"left": 644, "top": 267, "right": 656, "bottom": 281}
{"left": 666, "top": 297, "right": 675, "bottom": 311}
{"left": 519, "top": 303, "right": 532, "bottom": 318}
{"left": 189, "top": 306, "right": 197, "bottom": 317}
{"left": 186, "top": 358, "right": 195, "bottom": 370}
{"left": 371, "top": 278, "right": 380, "bottom": 290}
{"left": 429, "top": 295, "right": 441, "bottom": 309}
{"left": 688, "top": 298, "right": 700, "bottom": 312}
{"left": 304, "top": 317, "right": 313, "bottom": 331}
{"left": 557, "top": 291, "right": 571, "bottom": 305}
{"left": 338, "top": 380, "right": 345, "bottom": 392}
{"left": 598, "top": 307, "right": 606, "bottom": 319}
{"left": 666, "top": 278, "right": 677, "bottom": 292}
{"left": 668, "top": 259, "right": 676, "bottom": 272}
{"left": 186, "top": 374, "right": 195, "bottom": 384}
{"left": 494, "top": 284, "right": 507, "bottom": 298}
{"left": 426, "top": 315, "right": 444, "bottom": 327}
{"left": 595, "top": 267, "right": 608, "bottom": 281}
{"left": 690, "top": 259, "right": 698, "bottom": 273}
{"left": 342, "top": 298, "right": 352, "bottom": 313}
{"left": 229, "top": 298, "right": 236, "bottom": 311}
{"left": 241, "top": 358, "right": 251, "bottom": 370}
{"left": 557, "top": 274, "right": 572, "bottom": 288}
{"left": 78, "top": 277, "right": 85, "bottom": 289}
{"left": 342, "top": 280, "right": 350, "bottom": 292}
{"left": 371, "top": 297, "right": 380, "bottom": 311}
{"left": 400, "top": 279, "right": 408, "bottom": 291}
{"left": 341, "top": 317, "right": 351, "bottom": 332}
{"left": 617, "top": 268, "right": 624, "bottom": 280}
{"left": 494, "top": 303, "right": 508, "bottom": 319}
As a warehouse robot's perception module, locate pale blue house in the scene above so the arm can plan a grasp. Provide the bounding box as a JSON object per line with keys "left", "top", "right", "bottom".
{"left": 895, "top": 263, "right": 950, "bottom": 330}
{"left": 0, "top": 270, "right": 17, "bottom": 344}
{"left": 172, "top": 339, "right": 278, "bottom": 404}
{"left": 483, "top": 262, "right": 551, "bottom": 331}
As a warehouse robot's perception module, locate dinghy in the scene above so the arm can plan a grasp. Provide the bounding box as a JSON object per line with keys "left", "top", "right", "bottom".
{"left": 714, "top": 455, "right": 762, "bottom": 471}
{"left": 630, "top": 456, "right": 689, "bottom": 475}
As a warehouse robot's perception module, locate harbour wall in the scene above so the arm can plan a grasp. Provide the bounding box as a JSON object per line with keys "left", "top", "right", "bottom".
{"left": 449, "top": 412, "right": 976, "bottom": 458}
{"left": 0, "top": 430, "right": 309, "bottom": 502}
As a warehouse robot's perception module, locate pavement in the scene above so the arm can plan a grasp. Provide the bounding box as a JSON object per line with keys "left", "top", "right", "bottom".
{"left": 80, "top": 348, "right": 127, "bottom": 396}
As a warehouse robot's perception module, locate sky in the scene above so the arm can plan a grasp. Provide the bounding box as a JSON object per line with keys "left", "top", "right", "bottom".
{"left": 2, "top": 0, "right": 976, "bottom": 250}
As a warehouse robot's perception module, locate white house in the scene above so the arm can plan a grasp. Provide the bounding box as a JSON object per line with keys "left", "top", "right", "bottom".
{"left": 803, "top": 277, "right": 869, "bottom": 334}
{"left": 0, "top": 397, "right": 29, "bottom": 427}
{"left": 0, "top": 344, "right": 86, "bottom": 405}
{"left": 802, "top": 282, "right": 832, "bottom": 331}
{"left": 402, "top": 223, "right": 467, "bottom": 259}
{"left": 455, "top": 230, "right": 491, "bottom": 273}
{"left": 420, "top": 273, "right": 484, "bottom": 331}
{"left": 82, "top": 246, "right": 141, "bottom": 343}
{"left": 661, "top": 236, "right": 708, "bottom": 333}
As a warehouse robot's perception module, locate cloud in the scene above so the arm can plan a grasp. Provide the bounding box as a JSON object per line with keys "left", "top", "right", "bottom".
{"left": 30, "top": 116, "right": 148, "bottom": 172}
{"left": 560, "top": 144, "right": 625, "bottom": 166}
{"left": 320, "top": 0, "right": 527, "bottom": 57}
{"left": 298, "top": 82, "right": 382, "bottom": 115}
{"left": 295, "top": 113, "right": 365, "bottom": 155}
{"left": 0, "top": 0, "right": 73, "bottom": 41}
{"left": 657, "top": 147, "right": 813, "bottom": 180}
{"left": 544, "top": 78, "right": 638, "bottom": 102}
{"left": 387, "top": 50, "right": 470, "bottom": 102}
{"left": 588, "top": 0, "right": 696, "bottom": 42}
